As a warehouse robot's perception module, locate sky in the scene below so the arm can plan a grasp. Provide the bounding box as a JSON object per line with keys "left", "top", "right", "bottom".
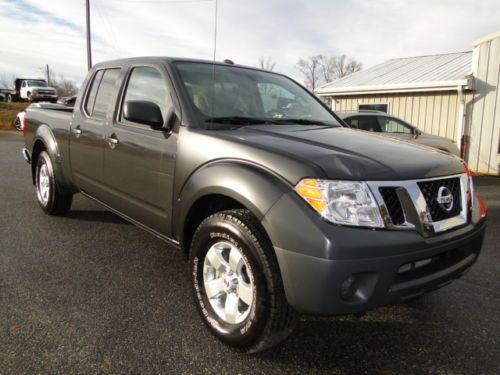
{"left": 0, "top": 0, "right": 499, "bottom": 88}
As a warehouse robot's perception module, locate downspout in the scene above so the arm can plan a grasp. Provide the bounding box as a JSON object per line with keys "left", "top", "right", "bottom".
{"left": 456, "top": 83, "right": 468, "bottom": 159}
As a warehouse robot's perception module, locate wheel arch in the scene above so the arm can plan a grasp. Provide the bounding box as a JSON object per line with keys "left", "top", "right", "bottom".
{"left": 30, "top": 125, "right": 64, "bottom": 186}
{"left": 176, "top": 160, "right": 292, "bottom": 253}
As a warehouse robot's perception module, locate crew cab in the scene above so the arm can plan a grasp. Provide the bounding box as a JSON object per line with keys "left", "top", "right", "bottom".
{"left": 21, "top": 57, "right": 487, "bottom": 352}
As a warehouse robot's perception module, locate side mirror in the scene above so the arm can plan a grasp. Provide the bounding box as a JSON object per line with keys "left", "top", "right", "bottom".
{"left": 413, "top": 128, "right": 421, "bottom": 138}
{"left": 123, "top": 100, "right": 165, "bottom": 129}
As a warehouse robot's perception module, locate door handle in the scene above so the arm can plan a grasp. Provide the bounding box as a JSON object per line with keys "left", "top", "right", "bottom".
{"left": 106, "top": 135, "right": 119, "bottom": 148}
{"left": 73, "top": 126, "right": 82, "bottom": 138}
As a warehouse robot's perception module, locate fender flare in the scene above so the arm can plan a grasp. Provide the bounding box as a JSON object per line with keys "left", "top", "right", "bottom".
{"left": 31, "top": 124, "right": 72, "bottom": 188}
{"left": 174, "top": 160, "right": 292, "bottom": 245}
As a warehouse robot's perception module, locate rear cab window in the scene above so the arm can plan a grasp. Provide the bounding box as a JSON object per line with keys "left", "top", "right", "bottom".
{"left": 84, "top": 68, "right": 120, "bottom": 118}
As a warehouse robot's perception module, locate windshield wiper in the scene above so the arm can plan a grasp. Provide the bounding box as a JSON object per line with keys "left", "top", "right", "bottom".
{"left": 205, "top": 116, "right": 273, "bottom": 125}
{"left": 205, "top": 116, "right": 336, "bottom": 127}
{"left": 269, "top": 118, "right": 331, "bottom": 126}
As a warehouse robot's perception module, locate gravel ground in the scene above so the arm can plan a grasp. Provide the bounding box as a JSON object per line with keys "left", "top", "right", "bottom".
{"left": 1, "top": 135, "right": 499, "bottom": 374}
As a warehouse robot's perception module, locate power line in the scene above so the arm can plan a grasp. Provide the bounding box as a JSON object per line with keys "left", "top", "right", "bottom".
{"left": 95, "top": 0, "right": 121, "bottom": 55}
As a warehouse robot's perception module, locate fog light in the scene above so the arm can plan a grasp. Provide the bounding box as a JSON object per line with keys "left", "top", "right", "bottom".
{"left": 340, "top": 276, "right": 359, "bottom": 300}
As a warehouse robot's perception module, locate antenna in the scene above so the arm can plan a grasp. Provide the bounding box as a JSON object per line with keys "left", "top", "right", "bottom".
{"left": 210, "top": 0, "right": 218, "bottom": 120}
{"left": 213, "top": 0, "right": 218, "bottom": 62}
{"left": 86, "top": 0, "right": 92, "bottom": 71}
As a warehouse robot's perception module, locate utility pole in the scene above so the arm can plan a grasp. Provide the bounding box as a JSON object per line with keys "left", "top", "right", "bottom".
{"left": 86, "top": 0, "right": 92, "bottom": 71}
{"left": 46, "top": 64, "right": 50, "bottom": 86}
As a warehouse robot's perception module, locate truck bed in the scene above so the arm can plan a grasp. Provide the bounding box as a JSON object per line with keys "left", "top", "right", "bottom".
{"left": 23, "top": 103, "right": 75, "bottom": 188}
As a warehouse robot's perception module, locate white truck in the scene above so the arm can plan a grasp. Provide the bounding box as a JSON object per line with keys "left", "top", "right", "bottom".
{"left": 0, "top": 78, "right": 58, "bottom": 103}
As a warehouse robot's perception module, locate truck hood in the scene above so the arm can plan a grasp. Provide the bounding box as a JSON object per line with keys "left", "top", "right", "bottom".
{"left": 224, "top": 125, "right": 464, "bottom": 181}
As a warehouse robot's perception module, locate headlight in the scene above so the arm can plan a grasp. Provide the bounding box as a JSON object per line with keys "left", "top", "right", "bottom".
{"left": 294, "top": 179, "right": 384, "bottom": 228}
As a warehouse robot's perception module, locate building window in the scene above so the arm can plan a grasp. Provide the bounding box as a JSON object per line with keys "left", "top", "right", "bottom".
{"left": 358, "top": 103, "right": 388, "bottom": 113}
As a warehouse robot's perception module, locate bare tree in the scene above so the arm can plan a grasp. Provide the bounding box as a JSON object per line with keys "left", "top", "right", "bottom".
{"left": 332, "top": 54, "right": 362, "bottom": 79}
{"left": 296, "top": 55, "right": 323, "bottom": 92}
{"left": 0, "top": 73, "right": 15, "bottom": 89}
{"left": 48, "top": 68, "right": 79, "bottom": 97}
{"left": 258, "top": 56, "right": 276, "bottom": 72}
{"left": 297, "top": 54, "right": 363, "bottom": 91}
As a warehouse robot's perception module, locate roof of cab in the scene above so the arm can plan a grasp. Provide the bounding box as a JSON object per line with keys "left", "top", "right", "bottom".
{"left": 92, "top": 56, "right": 269, "bottom": 73}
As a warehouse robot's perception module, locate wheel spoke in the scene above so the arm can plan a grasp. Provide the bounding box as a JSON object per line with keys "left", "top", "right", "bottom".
{"left": 203, "top": 241, "right": 255, "bottom": 325}
{"left": 224, "top": 293, "right": 239, "bottom": 324}
{"left": 238, "top": 280, "right": 253, "bottom": 306}
{"left": 206, "top": 248, "right": 228, "bottom": 272}
{"left": 204, "top": 277, "right": 225, "bottom": 299}
{"left": 228, "top": 247, "right": 243, "bottom": 272}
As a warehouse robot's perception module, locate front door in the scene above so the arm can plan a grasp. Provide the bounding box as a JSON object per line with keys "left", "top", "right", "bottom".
{"left": 101, "top": 65, "right": 178, "bottom": 237}
{"left": 20, "top": 81, "right": 27, "bottom": 99}
{"left": 70, "top": 68, "right": 121, "bottom": 200}
{"left": 375, "top": 116, "right": 414, "bottom": 142}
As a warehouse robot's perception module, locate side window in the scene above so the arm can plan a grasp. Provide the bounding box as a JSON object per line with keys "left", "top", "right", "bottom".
{"left": 377, "top": 117, "right": 412, "bottom": 134}
{"left": 121, "top": 66, "right": 171, "bottom": 123}
{"left": 93, "top": 69, "right": 120, "bottom": 118}
{"left": 346, "top": 116, "right": 381, "bottom": 132}
{"left": 84, "top": 70, "right": 104, "bottom": 116}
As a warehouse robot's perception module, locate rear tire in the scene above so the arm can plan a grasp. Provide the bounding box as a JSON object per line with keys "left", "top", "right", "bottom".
{"left": 35, "top": 151, "right": 73, "bottom": 215}
{"left": 189, "top": 209, "right": 297, "bottom": 353}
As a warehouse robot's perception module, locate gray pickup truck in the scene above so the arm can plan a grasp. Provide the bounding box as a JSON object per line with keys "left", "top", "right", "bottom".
{"left": 22, "top": 57, "right": 487, "bottom": 352}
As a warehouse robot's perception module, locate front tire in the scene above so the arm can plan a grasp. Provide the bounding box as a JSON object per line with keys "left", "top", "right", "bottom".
{"left": 189, "top": 209, "right": 296, "bottom": 353}
{"left": 35, "top": 151, "right": 73, "bottom": 215}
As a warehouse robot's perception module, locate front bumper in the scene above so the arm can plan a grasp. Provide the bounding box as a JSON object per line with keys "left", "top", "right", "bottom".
{"left": 262, "top": 192, "right": 487, "bottom": 315}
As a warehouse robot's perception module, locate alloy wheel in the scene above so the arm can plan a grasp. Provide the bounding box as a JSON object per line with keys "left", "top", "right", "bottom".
{"left": 203, "top": 241, "right": 255, "bottom": 325}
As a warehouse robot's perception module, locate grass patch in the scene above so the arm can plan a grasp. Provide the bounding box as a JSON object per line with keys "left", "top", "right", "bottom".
{"left": 0, "top": 102, "right": 28, "bottom": 130}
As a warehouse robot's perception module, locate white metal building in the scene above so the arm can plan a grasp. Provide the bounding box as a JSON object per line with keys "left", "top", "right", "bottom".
{"left": 316, "top": 31, "right": 500, "bottom": 175}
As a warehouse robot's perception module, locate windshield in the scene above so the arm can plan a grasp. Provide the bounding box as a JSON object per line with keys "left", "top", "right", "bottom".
{"left": 28, "top": 80, "right": 47, "bottom": 87}
{"left": 174, "top": 62, "right": 340, "bottom": 128}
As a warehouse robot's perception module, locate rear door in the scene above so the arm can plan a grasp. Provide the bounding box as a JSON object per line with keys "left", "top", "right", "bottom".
{"left": 101, "top": 64, "right": 178, "bottom": 237}
{"left": 70, "top": 68, "right": 121, "bottom": 200}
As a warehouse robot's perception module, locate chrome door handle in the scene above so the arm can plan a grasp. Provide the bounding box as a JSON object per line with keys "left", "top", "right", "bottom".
{"left": 73, "top": 126, "right": 82, "bottom": 138}
{"left": 106, "top": 136, "right": 119, "bottom": 148}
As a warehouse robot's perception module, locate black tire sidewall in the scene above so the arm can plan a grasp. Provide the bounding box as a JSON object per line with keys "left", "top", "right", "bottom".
{"left": 35, "top": 151, "right": 56, "bottom": 213}
{"left": 190, "top": 215, "right": 269, "bottom": 348}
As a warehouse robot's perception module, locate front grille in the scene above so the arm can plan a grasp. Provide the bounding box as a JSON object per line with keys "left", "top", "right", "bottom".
{"left": 37, "top": 90, "right": 54, "bottom": 95}
{"left": 417, "top": 177, "right": 461, "bottom": 222}
{"left": 379, "top": 187, "right": 405, "bottom": 225}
